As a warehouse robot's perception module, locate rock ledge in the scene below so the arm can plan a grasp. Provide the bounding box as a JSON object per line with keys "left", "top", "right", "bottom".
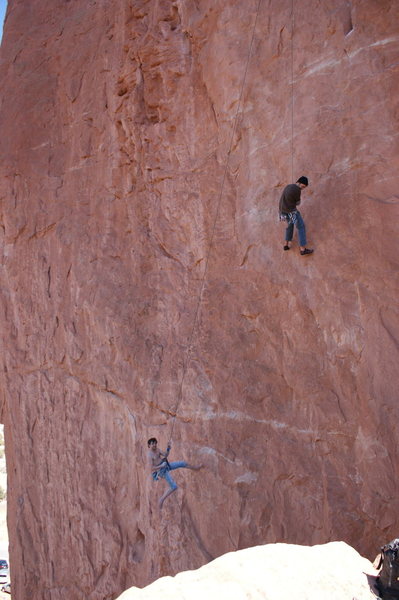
{"left": 117, "top": 541, "right": 380, "bottom": 600}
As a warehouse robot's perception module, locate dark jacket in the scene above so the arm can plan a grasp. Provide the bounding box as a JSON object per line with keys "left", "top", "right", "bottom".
{"left": 279, "top": 183, "right": 301, "bottom": 214}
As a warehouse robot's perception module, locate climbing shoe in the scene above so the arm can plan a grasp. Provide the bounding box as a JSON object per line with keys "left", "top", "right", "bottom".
{"left": 283, "top": 245, "right": 290, "bottom": 251}
{"left": 300, "top": 248, "right": 314, "bottom": 255}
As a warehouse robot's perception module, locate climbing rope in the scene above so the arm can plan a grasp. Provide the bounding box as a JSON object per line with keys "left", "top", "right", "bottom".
{"left": 168, "top": 0, "right": 263, "bottom": 444}
{"left": 290, "top": 0, "right": 295, "bottom": 181}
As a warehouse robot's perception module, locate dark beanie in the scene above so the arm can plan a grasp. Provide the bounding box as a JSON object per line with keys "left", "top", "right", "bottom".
{"left": 297, "top": 176, "right": 309, "bottom": 186}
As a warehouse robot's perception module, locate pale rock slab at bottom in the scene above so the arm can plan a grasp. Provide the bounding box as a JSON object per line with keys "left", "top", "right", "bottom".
{"left": 117, "top": 541, "right": 380, "bottom": 600}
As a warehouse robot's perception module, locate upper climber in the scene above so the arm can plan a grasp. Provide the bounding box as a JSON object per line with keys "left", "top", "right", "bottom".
{"left": 279, "top": 176, "right": 314, "bottom": 256}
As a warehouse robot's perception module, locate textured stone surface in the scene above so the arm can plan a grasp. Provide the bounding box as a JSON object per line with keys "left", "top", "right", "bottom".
{"left": 117, "top": 541, "right": 380, "bottom": 600}
{"left": 0, "top": 0, "right": 398, "bottom": 599}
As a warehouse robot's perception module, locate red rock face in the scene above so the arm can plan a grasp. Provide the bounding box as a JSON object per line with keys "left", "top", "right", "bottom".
{"left": 0, "top": 0, "right": 398, "bottom": 598}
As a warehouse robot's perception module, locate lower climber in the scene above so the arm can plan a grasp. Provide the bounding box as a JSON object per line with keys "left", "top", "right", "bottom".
{"left": 279, "top": 175, "right": 314, "bottom": 255}
{"left": 147, "top": 437, "right": 203, "bottom": 509}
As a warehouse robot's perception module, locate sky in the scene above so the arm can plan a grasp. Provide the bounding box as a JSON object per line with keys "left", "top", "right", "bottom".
{"left": 0, "top": 0, "right": 7, "bottom": 42}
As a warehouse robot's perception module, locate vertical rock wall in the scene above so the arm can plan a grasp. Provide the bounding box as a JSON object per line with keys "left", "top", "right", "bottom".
{"left": 0, "top": 0, "right": 398, "bottom": 598}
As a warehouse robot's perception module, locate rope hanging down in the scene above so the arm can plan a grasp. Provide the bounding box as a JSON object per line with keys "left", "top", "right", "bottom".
{"left": 290, "top": 0, "right": 295, "bottom": 181}
{"left": 168, "top": 0, "right": 263, "bottom": 444}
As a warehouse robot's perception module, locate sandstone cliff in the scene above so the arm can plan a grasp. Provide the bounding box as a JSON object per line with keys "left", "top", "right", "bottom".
{"left": 0, "top": 1, "right": 398, "bottom": 599}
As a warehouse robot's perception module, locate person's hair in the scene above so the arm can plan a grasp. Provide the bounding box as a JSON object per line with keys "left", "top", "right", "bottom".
{"left": 296, "top": 176, "right": 309, "bottom": 186}
{"left": 147, "top": 437, "right": 158, "bottom": 446}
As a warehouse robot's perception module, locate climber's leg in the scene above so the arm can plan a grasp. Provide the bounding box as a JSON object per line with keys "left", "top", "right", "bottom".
{"left": 159, "top": 471, "right": 178, "bottom": 509}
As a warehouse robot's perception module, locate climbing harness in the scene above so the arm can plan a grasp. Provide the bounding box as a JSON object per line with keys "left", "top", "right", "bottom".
{"left": 152, "top": 464, "right": 170, "bottom": 481}
{"left": 280, "top": 210, "right": 299, "bottom": 225}
{"left": 167, "top": 0, "right": 264, "bottom": 445}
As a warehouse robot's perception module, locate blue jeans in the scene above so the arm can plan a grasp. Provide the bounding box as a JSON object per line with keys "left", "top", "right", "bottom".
{"left": 153, "top": 461, "right": 188, "bottom": 491}
{"left": 284, "top": 210, "right": 307, "bottom": 247}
